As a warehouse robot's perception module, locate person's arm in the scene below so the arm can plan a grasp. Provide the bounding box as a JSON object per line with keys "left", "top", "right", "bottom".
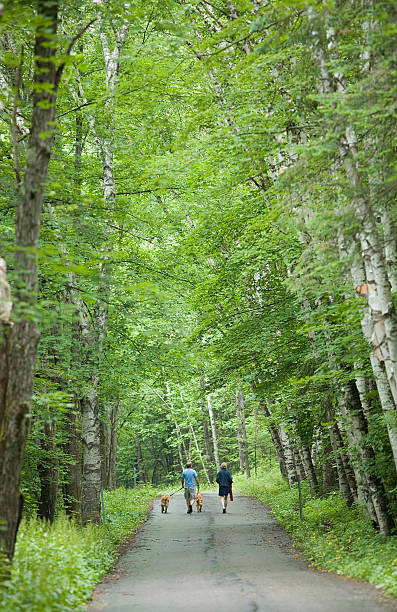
{"left": 216, "top": 472, "right": 220, "bottom": 483}
{"left": 195, "top": 475, "right": 200, "bottom": 490}
{"left": 181, "top": 477, "right": 185, "bottom": 488}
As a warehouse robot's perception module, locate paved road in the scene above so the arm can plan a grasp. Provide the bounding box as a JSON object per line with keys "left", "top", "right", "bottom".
{"left": 88, "top": 492, "right": 396, "bottom": 612}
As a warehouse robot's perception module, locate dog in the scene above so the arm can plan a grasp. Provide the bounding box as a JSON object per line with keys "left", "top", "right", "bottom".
{"left": 196, "top": 491, "right": 203, "bottom": 512}
{"left": 160, "top": 495, "right": 170, "bottom": 513}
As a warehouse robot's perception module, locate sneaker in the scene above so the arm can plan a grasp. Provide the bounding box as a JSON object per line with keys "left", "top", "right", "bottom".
{"left": 223, "top": 508, "right": 226, "bottom": 514}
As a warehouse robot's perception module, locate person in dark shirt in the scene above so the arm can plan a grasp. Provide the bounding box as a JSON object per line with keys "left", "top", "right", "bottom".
{"left": 216, "top": 462, "right": 233, "bottom": 513}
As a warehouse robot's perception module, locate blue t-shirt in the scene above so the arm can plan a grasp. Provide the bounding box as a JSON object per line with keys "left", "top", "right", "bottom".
{"left": 182, "top": 468, "right": 197, "bottom": 488}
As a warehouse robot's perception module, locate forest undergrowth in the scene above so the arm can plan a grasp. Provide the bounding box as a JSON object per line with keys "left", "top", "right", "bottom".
{"left": 235, "top": 470, "right": 397, "bottom": 598}
{"left": 0, "top": 486, "right": 158, "bottom": 612}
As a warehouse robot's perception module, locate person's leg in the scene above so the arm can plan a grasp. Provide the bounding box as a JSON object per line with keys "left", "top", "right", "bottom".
{"left": 224, "top": 494, "right": 228, "bottom": 508}
{"left": 184, "top": 488, "right": 190, "bottom": 511}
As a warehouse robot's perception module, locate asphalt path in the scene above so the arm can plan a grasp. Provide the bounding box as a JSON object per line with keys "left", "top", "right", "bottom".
{"left": 88, "top": 491, "right": 397, "bottom": 612}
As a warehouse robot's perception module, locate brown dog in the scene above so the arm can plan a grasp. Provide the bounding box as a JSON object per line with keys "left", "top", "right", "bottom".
{"left": 161, "top": 495, "right": 170, "bottom": 513}
{"left": 196, "top": 491, "right": 203, "bottom": 512}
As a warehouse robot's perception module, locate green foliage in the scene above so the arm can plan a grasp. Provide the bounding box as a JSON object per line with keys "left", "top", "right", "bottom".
{"left": 236, "top": 471, "right": 397, "bottom": 598}
{"left": 0, "top": 486, "right": 157, "bottom": 612}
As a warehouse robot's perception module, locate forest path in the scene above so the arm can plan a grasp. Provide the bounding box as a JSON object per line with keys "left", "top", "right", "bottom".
{"left": 88, "top": 492, "right": 396, "bottom": 612}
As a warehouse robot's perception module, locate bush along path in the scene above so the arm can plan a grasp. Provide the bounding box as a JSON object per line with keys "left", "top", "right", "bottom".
{"left": 236, "top": 470, "right": 397, "bottom": 599}
{"left": 0, "top": 487, "right": 157, "bottom": 612}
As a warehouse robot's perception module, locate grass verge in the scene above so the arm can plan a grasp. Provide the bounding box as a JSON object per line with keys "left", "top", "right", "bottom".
{"left": 0, "top": 485, "right": 158, "bottom": 612}
{"left": 235, "top": 469, "right": 397, "bottom": 598}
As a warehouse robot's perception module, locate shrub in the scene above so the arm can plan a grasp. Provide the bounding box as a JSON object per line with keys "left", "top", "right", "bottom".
{"left": 0, "top": 485, "right": 157, "bottom": 611}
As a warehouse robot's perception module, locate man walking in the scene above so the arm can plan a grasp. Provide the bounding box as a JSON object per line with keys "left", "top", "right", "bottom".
{"left": 216, "top": 462, "right": 233, "bottom": 513}
{"left": 181, "top": 461, "right": 199, "bottom": 514}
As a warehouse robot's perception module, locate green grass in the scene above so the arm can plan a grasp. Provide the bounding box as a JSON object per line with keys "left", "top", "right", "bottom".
{"left": 0, "top": 485, "right": 158, "bottom": 612}
{"left": 235, "top": 469, "right": 397, "bottom": 598}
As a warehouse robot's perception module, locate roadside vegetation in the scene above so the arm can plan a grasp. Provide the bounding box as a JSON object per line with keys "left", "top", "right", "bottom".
{"left": 236, "top": 470, "right": 397, "bottom": 599}
{"left": 0, "top": 486, "right": 157, "bottom": 612}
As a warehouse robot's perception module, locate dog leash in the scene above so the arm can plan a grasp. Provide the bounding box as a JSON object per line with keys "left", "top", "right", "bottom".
{"left": 168, "top": 486, "right": 184, "bottom": 497}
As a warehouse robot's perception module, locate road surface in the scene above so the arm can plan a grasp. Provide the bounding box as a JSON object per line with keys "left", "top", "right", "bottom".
{"left": 88, "top": 491, "right": 396, "bottom": 612}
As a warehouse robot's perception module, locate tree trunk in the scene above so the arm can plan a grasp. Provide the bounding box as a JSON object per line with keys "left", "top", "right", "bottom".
{"left": 100, "top": 413, "right": 110, "bottom": 490}
{"left": 81, "top": 387, "right": 101, "bottom": 524}
{"left": 37, "top": 421, "right": 58, "bottom": 523}
{"left": 200, "top": 378, "right": 214, "bottom": 479}
{"left": 207, "top": 394, "right": 220, "bottom": 472}
{"left": 237, "top": 421, "right": 244, "bottom": 472}
{"left": 339, "top": 233, "right": 397, "bottom": 474}
{"left": 321, "top": 432, "right": 338, "bottom": 493}
{"left": 236, "top": 390, "right": 250, "bottom": 478}
{"left": 325, "top": 402, "right": 356, "bottom": 507}
{"left": 343, "top": 380, "right": 394, "bottom": 535}
{"left": 311, "top": 16, "right": 397, "bottom": 410}
{"left": 298, "top": 440, "right": 319, "bottom": 494}
{"left": 63, "top": 406, "right": 82, "bottom": 518}
{"left": 294, "top": 448, "right": 306, "bottom": 481}
{"left": 259, "top": 401, "right": 288, "bottom": 479}
{"left": 279, "top": 427, "right": 297, "bottom": 486}
{"left": 135, "top": 437, "right": 145, "bottom": 483}
{"left": 0, "top": 0, "right": 60, "bottom": 559}
{"left": 108, "top": 400, "right": 119, "bottom": 490}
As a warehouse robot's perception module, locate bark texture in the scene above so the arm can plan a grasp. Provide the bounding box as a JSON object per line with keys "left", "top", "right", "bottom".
{"left": 0, "top": 0, "right": 60, "bottom": 558}
{"left": 236, "top": 391, "right": 250, "bottom": 478}
{"left": 37, "top": 421, "right": 58, "bottom": 523}
{"left": 343, "top": 380, "right": 394, "bottom": 535}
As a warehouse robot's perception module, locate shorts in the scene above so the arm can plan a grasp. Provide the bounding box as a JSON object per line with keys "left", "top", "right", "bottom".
{"left": 219, "top": 486, "right": 230, "bottom": 497}
{"left": 184, "top": 487, "right": 196, "bottom": 502}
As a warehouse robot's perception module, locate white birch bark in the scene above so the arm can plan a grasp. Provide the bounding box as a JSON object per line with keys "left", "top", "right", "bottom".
{"left": 207, "top": 394, "right": 220, "bottom": 471}
{"left": 309, "top": 13, "right": 397, "bottom": 410}
{"left": 340, "top": 235, "right": 397, "bottom": 473}
{"left": 236, "top": 390, "right": 250, "bottom": 478}
{"left": 70, "top": 15, "right": 129, "bottom": 522}
{"left": 279, "top": 426, "right": 296, "bottom": 486}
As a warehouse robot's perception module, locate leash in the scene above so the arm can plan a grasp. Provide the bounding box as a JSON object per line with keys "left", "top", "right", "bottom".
{"left": 168, "top": 486, "right": 184, "bottom": 497}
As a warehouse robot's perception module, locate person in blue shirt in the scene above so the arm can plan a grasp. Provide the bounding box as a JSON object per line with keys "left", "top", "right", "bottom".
{"left": 216, "top": 462, "right": 233, "bottom": 513}
{"left": 181, "top": 461, "right": 199, "bottom": 514}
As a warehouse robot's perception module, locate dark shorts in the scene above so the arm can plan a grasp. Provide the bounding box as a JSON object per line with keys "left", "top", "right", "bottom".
{"left": 219, "top": 486, "right": 230, "bottom": 497}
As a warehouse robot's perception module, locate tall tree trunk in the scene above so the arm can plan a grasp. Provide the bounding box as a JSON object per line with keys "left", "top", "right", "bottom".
{"left": 200, "top": 378, "right": 214, "bottom": 479}
{"left": 0, "top": 0, "right": 61, "bottom": 558}
{"left": 298, "top": 440, "right": 318, "bottom": 494}
{"left": 237, "top": 420, "right": 244, "bottom": 472}
{"left": 321, "top": 431, "right": 338, "bottom": 493}
{"left": 279, "top": 427, "right": 297, "bottom": 486}
{"left": 311, "top": 15, "right": 397, "bottom": 410}
{"left": 207, "top": 394, "right": 220, "bottom": 472}
{"left": 342, "top": 237, "right": 397, "bottom": 474}
{"left": 259, "top": 401, "right": 288, "bottom": 479}
{"left": 325, "top": 403, "right": 356, "bottom": 506}
{"left": 236, "top": 391, "right": 250, "bottom": 478}
{"left": 81, "top": 386, "right": 101, "bottom": 524}
{"left": 342, "top": 380, "right": 394, "bottom": 535}
{"left": 135, "top": 437, "right": 145, "bottom": 483}
{"left": 37, "top": 421, "right": 58, "bottom": 523}
{"left": 100, "top": 412, "right": 110, "bottom": 490}
{"left": 63, "top": 406, "right": 82, "bottom": 518}
{"left": 108, "top": 400, "right": 119, "bottom": 490}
